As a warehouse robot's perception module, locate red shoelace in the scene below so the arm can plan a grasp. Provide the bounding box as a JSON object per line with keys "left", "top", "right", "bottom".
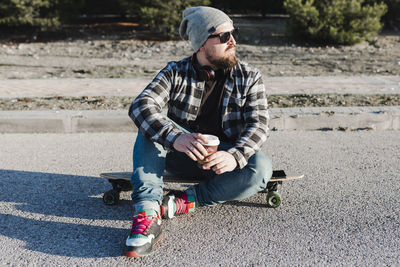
{"left": 174, "top": 193, "right": 189, "bottom": 215}
{"left": 130, "top": 214, "right": 155, "bottom": 236}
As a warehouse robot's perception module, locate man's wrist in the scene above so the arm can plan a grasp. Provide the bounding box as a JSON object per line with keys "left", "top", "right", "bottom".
{"left": 227, "top": 148, "right": 246, "bottom": 169}
{"left": 226, "top": 151, "right": 239, "bottom": 169}
{"left": 167, "top": 131, "right": 183, "bottom": 151}
{"left": 173, "top": 132, "right": 182, "bottom": 143}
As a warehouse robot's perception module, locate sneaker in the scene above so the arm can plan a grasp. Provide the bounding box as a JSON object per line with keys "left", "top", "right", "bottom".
{"left": 161, "top": 191, "right": 196, "bottom": 219}
{"left": 125, "top": 209, "right": 162, "bottom": 258}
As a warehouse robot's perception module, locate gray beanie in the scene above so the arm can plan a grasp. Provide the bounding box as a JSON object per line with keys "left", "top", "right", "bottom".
{"left": 179, "top": 6, "right": 232, "bottom": 52}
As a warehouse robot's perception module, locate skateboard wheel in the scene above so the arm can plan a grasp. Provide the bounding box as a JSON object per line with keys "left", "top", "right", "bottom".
{"left": 103, "top": 189, "right": 120, "bottom": 205}
{"left": 266, "top": 191, "right": 281, "bottom": 208}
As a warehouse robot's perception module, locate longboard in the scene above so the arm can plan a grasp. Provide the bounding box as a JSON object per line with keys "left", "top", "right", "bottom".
{"left": 100, "top": 170, "right": 304, "bottom": 208}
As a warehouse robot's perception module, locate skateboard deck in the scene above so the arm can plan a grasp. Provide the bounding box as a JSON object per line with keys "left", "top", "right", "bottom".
{"left": 100, "top": 170, "right": 303, "bottom": 182}
{"left": 99, "top": 170, "right": 304, "bottom": 208}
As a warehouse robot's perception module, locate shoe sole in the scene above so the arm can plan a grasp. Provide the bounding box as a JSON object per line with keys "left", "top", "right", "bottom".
{"left": 124, "top": 234, "right": 163, "bottom": 258}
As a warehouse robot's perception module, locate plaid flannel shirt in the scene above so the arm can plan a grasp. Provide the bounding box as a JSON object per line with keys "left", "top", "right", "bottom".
{"left": 129, "top": 56, "right": 269, "bottom": 169}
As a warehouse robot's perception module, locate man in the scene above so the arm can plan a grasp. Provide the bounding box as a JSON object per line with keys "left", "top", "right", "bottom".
{"left": 126, "top": 6, "right": 272, "bottom": 258}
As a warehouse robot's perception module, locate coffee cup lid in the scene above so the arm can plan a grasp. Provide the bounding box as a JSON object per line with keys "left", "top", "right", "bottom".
{"left": 200, "top": 134, "right": 220, "bottom": 146}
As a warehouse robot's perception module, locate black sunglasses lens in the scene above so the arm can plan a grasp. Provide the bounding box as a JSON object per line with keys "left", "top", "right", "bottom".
{"left": 232, "top": 28, "right": 238, "bottom": 39}
{"left": 220, "top": 32, "right": 231, "bottom": 43}
{"left": 219, "top": 29, "right": 238, "bottom": 43}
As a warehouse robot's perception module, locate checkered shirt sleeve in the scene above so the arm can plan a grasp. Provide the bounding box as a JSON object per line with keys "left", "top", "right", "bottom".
{"left": 226, "top": 71, "right": 269, "bottom": 169}
{"left": 129, "top": 62, "right": 183, "bottom": 150}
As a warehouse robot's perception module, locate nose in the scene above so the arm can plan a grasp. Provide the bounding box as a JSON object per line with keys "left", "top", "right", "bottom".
{"left": 228, "top": 32, "right": 236, "bottom": 45}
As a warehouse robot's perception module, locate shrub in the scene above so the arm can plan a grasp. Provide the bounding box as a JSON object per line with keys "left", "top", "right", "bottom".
{"left": 366, "top": 0, "right": 400, "bottom": 29}
{"left": 0, "top": 0, "right": 59, "bottom": 28}
{"left": 122, "top": 0, "right": 211, "bottom": 37}
{"left": 0, "top": 0, "right": 85, "bottom": 29}
{"left": 283, "top": 0, "right": 387, "bottom": 45}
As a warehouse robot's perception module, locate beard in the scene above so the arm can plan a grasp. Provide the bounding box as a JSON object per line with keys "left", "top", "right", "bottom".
{"left": 206, "top": 45, "right": 238, "bottom": 70}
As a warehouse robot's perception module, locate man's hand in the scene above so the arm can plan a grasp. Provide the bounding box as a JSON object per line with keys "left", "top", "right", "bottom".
{"left": 173, "top": 133, "right": 209, "bottom": 161}
{"left": 200, "top": 151, "right": 237, "bottom": 175}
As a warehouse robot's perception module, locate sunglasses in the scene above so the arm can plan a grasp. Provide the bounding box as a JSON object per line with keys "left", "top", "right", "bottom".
{"left": 208, "top": 28, "right": 238, "bottom": 43}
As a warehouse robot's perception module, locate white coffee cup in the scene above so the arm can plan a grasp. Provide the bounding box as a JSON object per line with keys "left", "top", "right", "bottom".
{"left": 198, "top": 134, "right": 220, "bottom": 164}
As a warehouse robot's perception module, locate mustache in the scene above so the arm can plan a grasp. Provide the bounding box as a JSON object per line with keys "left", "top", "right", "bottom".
{"left": 226, "top": 44, "right": 236, "bottom": 51}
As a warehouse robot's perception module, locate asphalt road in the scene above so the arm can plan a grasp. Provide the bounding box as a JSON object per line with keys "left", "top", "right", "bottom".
{"left": 0, "top": 131, "right": 399, "bottom": 266}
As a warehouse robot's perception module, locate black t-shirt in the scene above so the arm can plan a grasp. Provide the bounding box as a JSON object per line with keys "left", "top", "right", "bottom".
{"left": 189, "top": 57, "right": 228, "bottom": 141}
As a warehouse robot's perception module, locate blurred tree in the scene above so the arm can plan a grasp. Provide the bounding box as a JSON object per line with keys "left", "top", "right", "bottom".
{"left": 0, "top": 0, "right": 85, "bottom": 29}
{"left": 121, "top": 0, "right": 211, "bottom": 37}
{"left": 384, "top": 0, "right": 400, "bottom": 29}
{"left": 365, "top": 0, "right": 400, "bottom": 29}
{"left": 284, "top": 0, "right": 387, "bottom": 45}
{"left": 0, "top": 0, "right": 59, "bottom": 28}
{"left": 210, "top": 0, "right": 285, "bottom": 15}
{"left": 55, "top": 0, "right": 86, "bottom": 23}
{"left": 81, "top": 0, "right": 125, "bottom": 17}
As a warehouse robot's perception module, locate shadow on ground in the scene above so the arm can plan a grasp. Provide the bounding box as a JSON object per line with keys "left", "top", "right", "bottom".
{"left": 0, "top": 168, "right": 295, "bottom": 258}
{"left": 0, "top": 169, "right": 131, "bottom": 257}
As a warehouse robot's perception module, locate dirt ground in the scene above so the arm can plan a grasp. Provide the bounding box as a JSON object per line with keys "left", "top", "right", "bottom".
{"left": 1, "top": 94, "right": 399, "bottom": 111}
{"left": 0, "top": 16, "right": 399, "bottom": 80}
